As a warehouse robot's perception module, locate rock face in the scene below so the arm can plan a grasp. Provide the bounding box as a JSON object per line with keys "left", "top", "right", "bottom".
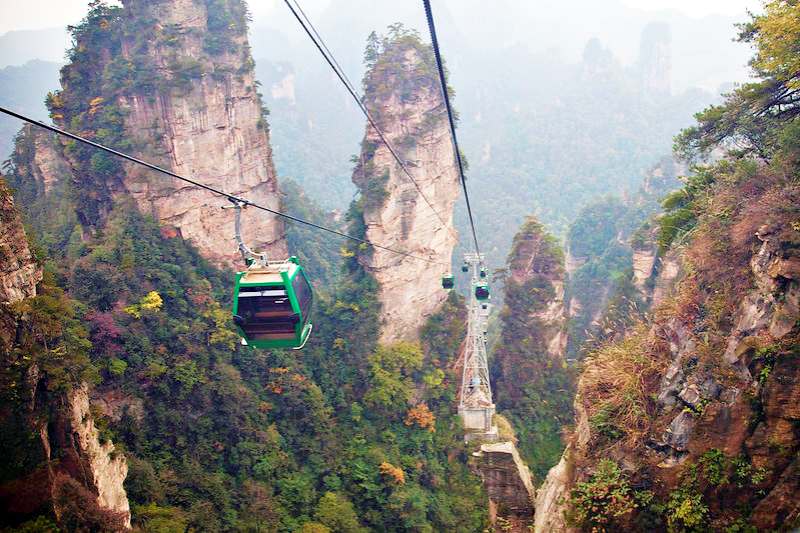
{"left": 638, "top": 22, "right": 671, "bottom": 95}
{"left": 117, "top": 0, "right": 285, "bottom": 265}
{"left": 48, "top": 0, "right": 285, "bottom": 267}
{"left": 0, "top": 179, "right": 41, "bottom": 307}
{"left": 492, "top": 217, "right": 572, "bottom": 486}
{"left": 534, "top": 171, "right": 800, "bottom": 530}
{"left": 0, "top": 177, "right": 130, "bottom": 528}
{"left": 60, "top": 385, "right": 131, "bottom": 528}
{"left": 474, "top": 441, "right": 536, "bottom": 532}
{"left": 495, "top": 216, "right": 567, "bottom": 382}
{"left": 534, "top": 446, "right": 576, "bottom": 533}
{"left": 354, "top": 33, "right": 459, "bottom": 343}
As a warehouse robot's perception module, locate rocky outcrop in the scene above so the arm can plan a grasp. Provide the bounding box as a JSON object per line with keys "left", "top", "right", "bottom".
{"left": 0, "top": 177, "right": 130, "bottom": 528}
{"left": 631, "top": 244, "right": 657, "bottom": 294}
{"left": 115, "top": 0, "right": 284, "bottom": 266}
{"left": 534, "top": 446, "right": 576, "bottom": 533}
{"left": 494, "top": 217, "right": 568, "bottom": 409}
{"left": 504, "top": 217, "right": 567, "bottom": 361}
{"left": 0, "top": 179, "right": 40, "bottom": 307}
{"left": 60, "top": 385, "right": 131, "bottom": 528}
{"left": 474, "top": 441, "right": 536, "bottom": 532}
{"left": 638, "top": 22, "right": 671, "bottom": 96}
{"left": 43, "top": 0, "right": 285, "bottom": 267}
{"left": 534, "top": 171, "right": 800, "bottom": 530}
{"left": 354, "top": 32, "right": 459, "bottom": 343}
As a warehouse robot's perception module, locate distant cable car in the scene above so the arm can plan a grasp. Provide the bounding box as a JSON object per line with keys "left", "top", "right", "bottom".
{"left": 479, "top": 267, "right": 487, "bottom": 278}
{"left": 475, "top": 282, "right": 490, "bottom": 301}
{"left": 442, "top": 274, "right": 455, "bottom": 289}
{"left": 461, "top": 262, "right": 469, "bottom": 273}
{"left": 226, "top": 201, "right": 313, "bottom": 350}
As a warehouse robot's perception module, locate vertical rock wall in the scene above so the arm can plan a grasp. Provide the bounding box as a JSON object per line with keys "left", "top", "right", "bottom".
{"left": 354, "top": 35, "right": 460, "bottom": 343}
{"left": 534, "top": 173, "right": 800, "bottom": 531}
{"left": 48, "top": 0, "right": 285, "bottom": 267}
{"left": 0, "top": 177, "right": 130, "bottom": 528}
{"left": 116, "top": 0, "right": 285, "bottom": 266}
{"left": 0, "top": 179, "right": 41, "bottom": 307}
{"left": 494, "top": 217, "right": 568, "bottom": 408}
{"left": 474, "top": 441, "right": 536, "bottom": 532}
{"left": 61, "top": 385, "right": 131, "bottom": 528}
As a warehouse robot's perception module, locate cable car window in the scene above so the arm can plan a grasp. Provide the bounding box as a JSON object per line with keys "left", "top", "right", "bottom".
{"left": 292, "top": 271, "right": 313, "bottom": 319}
{"left": 236, "top": 285, "right": 298, "bottom": 339}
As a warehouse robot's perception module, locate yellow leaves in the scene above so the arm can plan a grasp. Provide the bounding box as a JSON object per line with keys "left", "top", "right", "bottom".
{"left": 379, "top": 462, "right": 405, "bottom": 485}
{"left": 88, "top": 96, "right": 105, "bottom": 116}
{"left": 751, "top": 1, "right": 800, "bottom": 87}
{"left": 339, "top": 246, "right": 355, "bottom": 258}
{"left": 333, "top": 300, "right": 360, "bottom": 313}
{"left": 124, "top": 291, "right": 163, "bottom": 319}
{"left": 140, "top": 291, "right": 163, "bottom": 312}
{"left": 404, "top": 403, "right": 436, "bottom": 432}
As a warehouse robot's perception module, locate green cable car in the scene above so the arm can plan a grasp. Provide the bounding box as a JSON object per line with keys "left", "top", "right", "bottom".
{"left": 442, "top": 274, "right": 455, "bottom": 289}
{"left": 232, "top": 257, "right": 313, "bottom": 350}
{"left": 475, "top": 282, "right": 490, "bottom": 301}
{"left": 226, "top": 200, "right": 313, "bottom": 350}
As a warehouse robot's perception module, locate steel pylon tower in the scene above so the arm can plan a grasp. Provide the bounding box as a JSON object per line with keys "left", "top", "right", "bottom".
{"left": 458, "top": 253, "right": 497, "bottom": 439}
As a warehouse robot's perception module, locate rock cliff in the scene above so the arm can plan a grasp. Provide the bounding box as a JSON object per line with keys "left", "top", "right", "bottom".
{"left": 0, "top": 176, "right": 130, "bottom": 529}
{"left": 492, "top": 217, "right": 572, "bottom": 478}
{"left": 59, "top": 385, "right": 131, "bottom": 527}
{"left": 0, "top": 179, "right": 41, "bottom": 308}
{"left": 46, "top": 0, "right": 285, "bottom": 266}
{"left": 474, "top": 440, "right": 536, "bottom": 532}
{"left": 353, "top": 29, "right": 460, "bottom": 343}
{"left": 534, "top": 167, "right": 800, "bottom": 531}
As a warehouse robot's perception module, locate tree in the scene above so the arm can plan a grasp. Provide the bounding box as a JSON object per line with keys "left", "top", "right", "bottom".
{"left": 364, "top": 342, "right": 423, "bottom": 413}
{"left": 314, "top": 492, "right": 367, "bottom": 533}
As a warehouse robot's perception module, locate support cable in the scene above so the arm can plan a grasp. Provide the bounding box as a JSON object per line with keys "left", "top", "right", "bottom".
{"left": 283, "top": 0, "right": 456, "bottom": 239}
{"left": 0, "top": 105, "right": 447, "bottom": 266}
{"left": 422, "top": 0, "right": 481, "bottom": 257}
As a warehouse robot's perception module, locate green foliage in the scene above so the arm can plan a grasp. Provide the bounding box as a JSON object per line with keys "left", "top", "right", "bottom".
{"left": 666, "top": 482, "right": 708, "bottom": 532}
{"left": 569, "top": 460, "right": 637, "bottom": 530}
{"left": 492, "top": 217, "right": 573, "bottom": 478}
{"left": 2, "top": 515, "right": 60, "bottom": 532}
{"left": 364, "top": 342, "right": 423, "bottom": 414}
{"left": 675, "top": 2, "right": 800, "bottom": 161}
{"left": 657, "top": 165, "right": 717, "bottom": 252}
{"left": 314, "top": 491, "right": 368, "bottom": 533}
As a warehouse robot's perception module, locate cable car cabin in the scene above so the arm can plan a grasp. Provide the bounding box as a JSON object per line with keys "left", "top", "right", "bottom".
{"left": 475, "top": 282, "right": 490, "bottom": 301}
{"left": 232, "top": 259, "right": 313, "bottom": 349}
{"left": 442, "top": 274, "right": 455, "bottom": 290}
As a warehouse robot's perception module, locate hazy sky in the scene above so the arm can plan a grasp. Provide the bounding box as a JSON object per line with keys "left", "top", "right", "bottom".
{"left": 0, "top": 0, "right": 764, "bottom": 35}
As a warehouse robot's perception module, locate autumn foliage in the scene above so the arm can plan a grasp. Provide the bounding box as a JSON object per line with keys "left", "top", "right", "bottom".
{"left": 404, "top": 403, "right": 436, "bottom": 432}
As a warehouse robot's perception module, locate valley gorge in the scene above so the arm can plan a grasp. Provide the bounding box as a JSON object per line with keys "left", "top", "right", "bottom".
{"left": 0, "top": 0, "right": 799, "bottom": 531}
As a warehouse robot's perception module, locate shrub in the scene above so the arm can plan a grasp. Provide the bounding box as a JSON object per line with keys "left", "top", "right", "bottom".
{"left": 569, "top": 460, "right": 636, "bottom": 530}
{"left": 579, "top": 325, "right": 666, "bottom": 450}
